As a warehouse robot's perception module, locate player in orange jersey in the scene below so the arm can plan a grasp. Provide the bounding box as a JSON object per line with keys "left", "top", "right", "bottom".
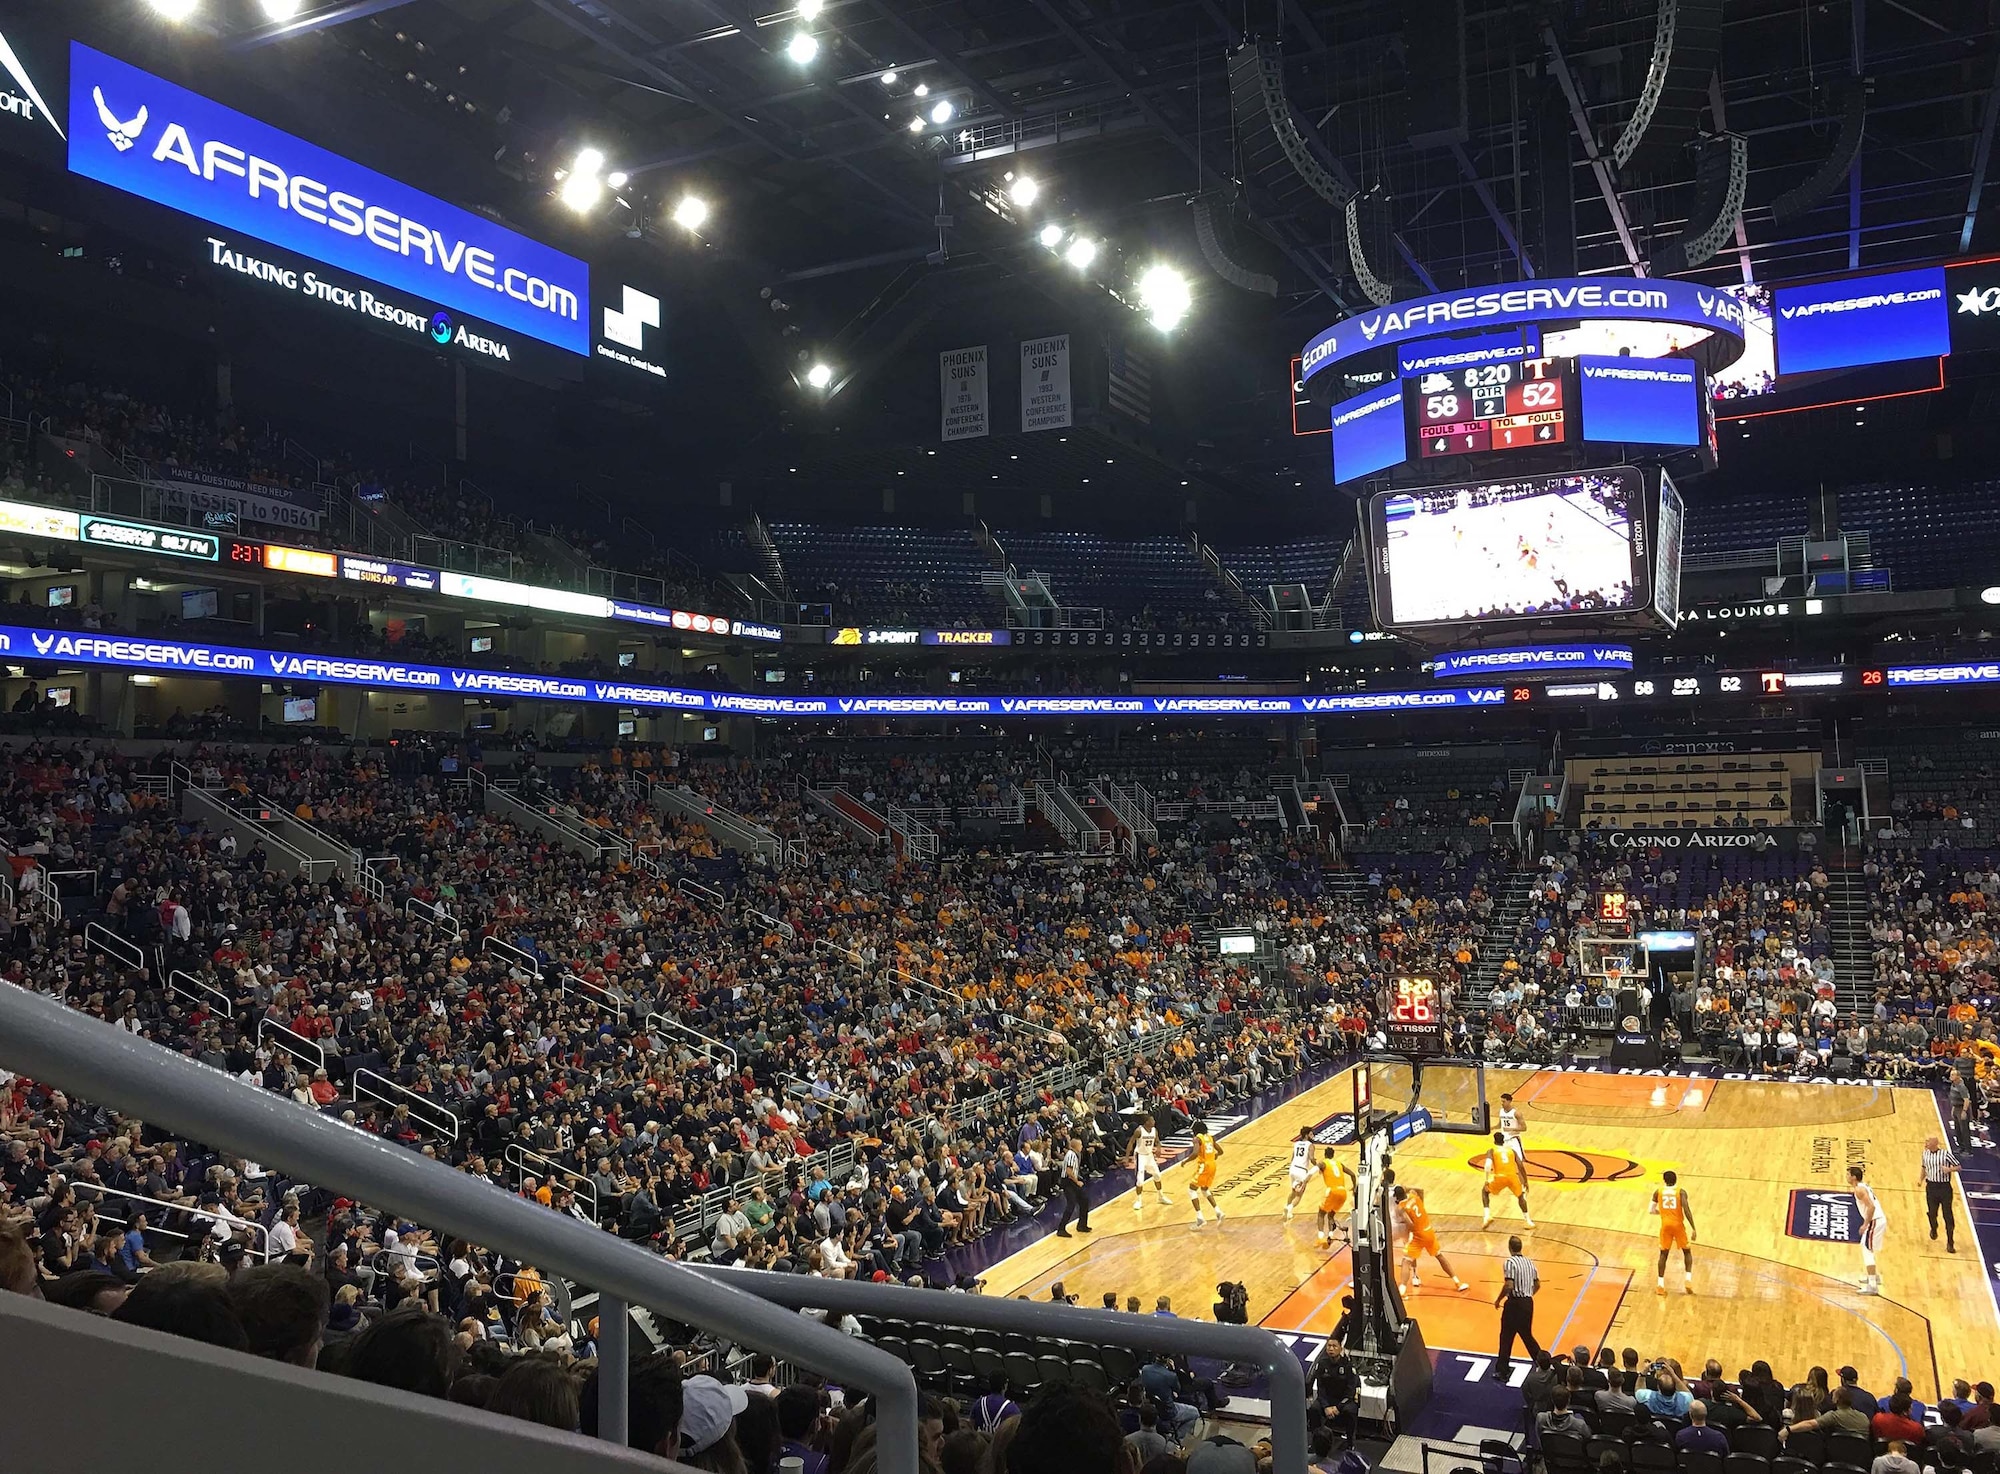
{"left": 1392, "top": 1184, "right": 1468, "bottom": 1293}
{"left": 1477, "top": 1130, "right": 1535, "bottom": 1230}
{"left": 1315, "top": 1148, "right": 1356, "bottom": 1249}
{"left": 1187, "top": 1118, "right": 1224, "bottom": 1227}
{"left": 1649, "top": 1169, "right": 1697, "bottom": 1295}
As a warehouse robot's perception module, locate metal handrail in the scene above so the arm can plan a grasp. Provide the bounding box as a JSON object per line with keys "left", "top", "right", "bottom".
{"left": 562, "top": 973, "right": 620, "bottom": 1014}
{"left": 85, "top": 922, "right": 146, "bottom": 972}
{"left": 743, "top": 905, "right": 796, "bottom": 941}
{"left": 44, "top": 868, "right": 98, "bottom": 897}
{"left": 78, "top": 1180, "right": 274, "bottom": 1263}
{"left": 405, "top": 895, "right": 453, "bottom": 934}
{"left": 170, "top": 970, "right": 234, "bottom": 1018}
{"left": 351, "top": 1069, "right": 461, "bottom": 1143}
{"left": 677, "top": 875, "right": 725, "bottom": 907}
{"left": 0, "top": 981, "right": 922, "bottom": 1471}
{"left": 644, "top": 1012, "right": 739, "bottom": 1073}
{"left": 257, "top": 1016, "right": 326, "bottom": 1074}
{"left": 481, "top": 934, "right": 543, "bottom": 975}
{"left": 691, "top": 1266, "right": 1310, "bottom": 1474}
{"left": 503, "top": 1141, "right": 600, "bottom": 1220}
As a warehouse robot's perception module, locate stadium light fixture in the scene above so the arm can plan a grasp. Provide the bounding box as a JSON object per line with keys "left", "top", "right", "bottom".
{"left": 880, "top": 70, "right": 898, "bottom": 85}
{"left": 573, "top": 147, "right": 606, "bottom": 177}
{"left": 787, "top": 31, "right": 819, "bottom": 65}
{"left": 607, "top": 170, "right": 630, "bottom": 189}
{"left": 1064, "top": 236, "right": 1098, "bottom": 271}
{"left": 929, "top": 99, "right": 955, "bottom": 124}
{"left": 1007, "top": 175, "right": 1040, "bottom": 208}
{"left": 259, "top": 0, "right": 303, "bottom": 18}
{"left": 146, "top": 0, "right": 199, "bottom": 18}
{"left": 673, "top": 195, "right": 710, "bottom": 231}
{"left": 1038, "top": 223, "right": 1065, "bottom": 249}
{"left": 1138, "top": 263, "right": 1192, "bottom": 331}
{"left": 806, "top": 362, "right": 835, "bottom": 390}
{"left": 907, "top": 117, "right": 925, "bottom": 133}
{"left": 914, "top": 83, "right": 930, "bottom": 98}
{"left": 559, "top": 171, "right": 603, "bottom": 213}
{"left": 797, "top": 0, "right": 825, "bottom": 17}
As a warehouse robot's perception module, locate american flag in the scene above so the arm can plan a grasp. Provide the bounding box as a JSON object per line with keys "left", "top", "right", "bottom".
{"left": 1107, "top": 339, "right": 1152, "bottom": 424}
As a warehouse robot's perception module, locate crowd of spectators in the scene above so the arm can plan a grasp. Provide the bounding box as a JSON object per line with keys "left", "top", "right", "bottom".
{"left": 2, "top": 726, "right": 2000, "bottom": 1470}
{"left": 1523, "top": 1342, "right": 2000, "bottom": 1474}
{"left": 0, "top": 731, "right": 1437, "bottom": 1470}
{"left": 0, "top": 737, "right": 1383, "bottom": 1293}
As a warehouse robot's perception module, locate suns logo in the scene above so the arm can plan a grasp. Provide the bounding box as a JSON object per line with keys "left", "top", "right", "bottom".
{"left": 1466, "top": 1149, "right": 1644, "bottom": 1184}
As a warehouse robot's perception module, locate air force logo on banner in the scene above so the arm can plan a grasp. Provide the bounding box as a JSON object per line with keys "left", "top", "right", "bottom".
{"left": 604, "top": 286, "right": 659, "bottom": 351}
{"left": 93, "top": 86, "right": 146, "bottom": 151}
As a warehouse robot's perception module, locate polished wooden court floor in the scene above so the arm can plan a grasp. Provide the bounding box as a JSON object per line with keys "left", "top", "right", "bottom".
{"left": 980, "top": 1068, "right": 1999, "bottom": 1397}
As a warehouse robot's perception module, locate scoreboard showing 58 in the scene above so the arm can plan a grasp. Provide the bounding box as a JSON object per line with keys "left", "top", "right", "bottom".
{"left": 1410, "top": 358, "right": 1572, "bottom": 459}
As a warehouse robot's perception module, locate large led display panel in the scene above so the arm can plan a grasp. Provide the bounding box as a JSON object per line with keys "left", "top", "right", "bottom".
{"left": 1369, "top": 468, "right": 1646, "bottom": 627}
{"left": 1578, "top": 356, "right": 1701, "bottom": 446}
{"left": 66, "top": 43, "right": 589, "bottom": 355}
{"left": 1330, "top": 381, "right": 1404, "bottom": 486}
{"left": 1772, "top": 265, "right": 1949, "bottom": 376}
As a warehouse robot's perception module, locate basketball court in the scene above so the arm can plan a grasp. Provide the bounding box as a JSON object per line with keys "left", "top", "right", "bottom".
{"left": 977, "top": 1066, "right": 1999, "bottom": 1397}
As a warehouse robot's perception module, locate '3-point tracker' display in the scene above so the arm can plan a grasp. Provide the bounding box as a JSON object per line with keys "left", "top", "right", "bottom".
{"left": 1406, "top": 357, "right": 1573, "bottom": 460}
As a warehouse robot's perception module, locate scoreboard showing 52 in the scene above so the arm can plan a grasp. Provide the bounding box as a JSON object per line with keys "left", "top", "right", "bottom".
{"left": 1408, "top": 357, "right": 1573, "bottom": 460}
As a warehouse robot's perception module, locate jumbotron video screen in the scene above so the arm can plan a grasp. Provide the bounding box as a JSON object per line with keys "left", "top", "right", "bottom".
{"left": 1369, "top": 468, "right": 1645, "bottom": 627}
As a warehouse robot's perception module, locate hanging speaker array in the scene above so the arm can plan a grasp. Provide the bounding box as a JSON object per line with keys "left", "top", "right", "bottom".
{"left": 1650, "top": 131, "right": 1748, "bottom": 275}
{"left": 1191, "top": 201, "right": 1279, "bottom": 298}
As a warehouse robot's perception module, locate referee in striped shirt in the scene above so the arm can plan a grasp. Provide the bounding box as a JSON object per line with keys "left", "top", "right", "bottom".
{"left": 1492, "top": 1235, "right": 1542, "bottom": 1380}
{"left": 1921, "top": 1135, "right": 1960, "bottom": 1253}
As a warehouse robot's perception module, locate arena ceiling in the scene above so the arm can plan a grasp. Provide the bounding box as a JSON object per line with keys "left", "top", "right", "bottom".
{"left": 70, "top": 0, "right": 2000, "bottom": 526}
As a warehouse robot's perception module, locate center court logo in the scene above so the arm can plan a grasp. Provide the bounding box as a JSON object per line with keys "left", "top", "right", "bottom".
{"left": 1470, "top": 1148, "right": 1643, "bottom": 1184}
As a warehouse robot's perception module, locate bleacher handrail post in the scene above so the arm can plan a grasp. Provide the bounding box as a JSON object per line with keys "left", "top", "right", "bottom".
{"left": 688, "top": 1265, "right": 1312, "bottom": 1474}
{"left": 0, "top": 981, "right": 924, "bottom": 1474}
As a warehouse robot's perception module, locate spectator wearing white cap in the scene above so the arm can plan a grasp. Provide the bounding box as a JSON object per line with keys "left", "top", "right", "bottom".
{"left": 679, "top": 1373, "right": 751, "bottom": 1473}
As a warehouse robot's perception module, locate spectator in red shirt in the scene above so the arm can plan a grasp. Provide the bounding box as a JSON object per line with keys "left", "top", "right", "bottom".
{"left": 1872, "top": 1394, "right": 1926, "bottom": 1445}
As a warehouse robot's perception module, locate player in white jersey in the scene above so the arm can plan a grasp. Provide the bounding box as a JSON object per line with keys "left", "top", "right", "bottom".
{"left": 1497, "top": 1093, "right": 1527, "bottom": 1168}
{"left": 1127, "top": 1113, "right": 1170, "bottom": 1210}
{"left": 1849, "top": 1163, "right": 1887, "bottom": 1294}
{"left": 1282, "top": 1126, "right": 1317, "bottom": 1220}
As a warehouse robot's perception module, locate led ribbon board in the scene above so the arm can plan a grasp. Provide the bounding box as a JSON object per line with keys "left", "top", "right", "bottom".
{"left": 67, "top": 43, "right": 589, "bottom": 355}
{"left": 1432, "top": 644, "right": 1633, "bottom": 680}
{"left": 0, "top": 624, "right": 1511, "bottom": 717}
{"left": 1301, "top": 277, "right": 1748, "bottom": 384}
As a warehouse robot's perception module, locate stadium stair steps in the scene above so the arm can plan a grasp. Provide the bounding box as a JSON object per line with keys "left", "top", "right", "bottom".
{"left": 1464, "top": 869, "right": 1541, "bottom": 996}
{"left": 1823, "top": 870, "right": 1874, "bottom": 1012}
{"left": 815, "top": 786, "right": 891, "bottom": 845}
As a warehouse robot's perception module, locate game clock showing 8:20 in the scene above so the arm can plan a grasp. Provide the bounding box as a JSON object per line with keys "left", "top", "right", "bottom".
{"left": 1386, "top": 976, "right": 1448, "bottom": 1057}
{"left": 1408, "top": 357, "right": 1572, "bottom": 459}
